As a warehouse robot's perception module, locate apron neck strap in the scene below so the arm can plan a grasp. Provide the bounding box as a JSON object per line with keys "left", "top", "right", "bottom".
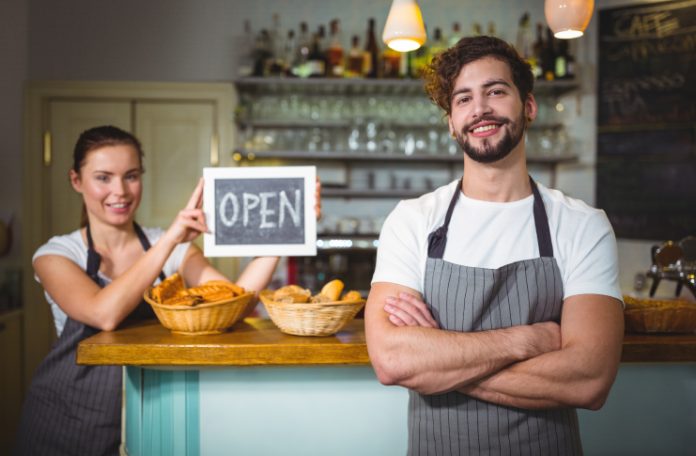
{"left": 427, "top": 176, "right": 554, "bottom": 259}
{"left": 529, "top": 176, "right": 554, "bottom": 257}
{"left": 427, "top": 179, "right": 463, "bottom": 259}
{"left": 86, "top": 222, "right": 167, "bottom": 285}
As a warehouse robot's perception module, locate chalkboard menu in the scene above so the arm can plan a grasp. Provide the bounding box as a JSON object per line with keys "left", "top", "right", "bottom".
{"left": 596, "top": 0, "right": 696, "bottom": 240}
{"left": 203, "top": 166, "right": 317, "bottom": 257}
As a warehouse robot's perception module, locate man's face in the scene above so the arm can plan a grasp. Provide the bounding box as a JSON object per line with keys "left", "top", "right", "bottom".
{"left": 448, "top": 57, "right": 535, "bottom": 163}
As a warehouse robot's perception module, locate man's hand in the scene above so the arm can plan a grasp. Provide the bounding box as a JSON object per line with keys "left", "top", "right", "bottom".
{"left": 383, "top": 292, "right": 439, "bottom": 328}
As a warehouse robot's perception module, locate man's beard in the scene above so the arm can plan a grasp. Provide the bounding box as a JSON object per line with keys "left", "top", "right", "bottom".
{"left": 454, "top": 111, "right": 526, "bottom": 164}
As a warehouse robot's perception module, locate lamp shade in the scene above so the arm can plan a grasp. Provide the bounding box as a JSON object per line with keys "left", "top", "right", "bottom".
{"left": 382, "top": 0, "right": 427, "bottom": 52}
{"left": 544, "top": 0, "right": 594, "bottom": 39}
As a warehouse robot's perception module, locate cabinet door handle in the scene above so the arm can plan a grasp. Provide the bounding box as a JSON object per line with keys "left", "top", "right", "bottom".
{"left": 210, "top": 133, "right": 219, "bottom": 166}
{"left": 43, "top": 130, "right": 52, "bottom": 167}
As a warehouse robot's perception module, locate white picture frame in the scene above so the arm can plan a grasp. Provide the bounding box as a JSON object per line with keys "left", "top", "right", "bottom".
{"left": 203, "top": 166, "right": 317, "bottom": 257}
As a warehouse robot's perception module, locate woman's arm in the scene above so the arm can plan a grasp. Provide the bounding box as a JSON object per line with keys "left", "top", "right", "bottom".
{"left": 34, "top": 179, "right": 209, "bottom": 331}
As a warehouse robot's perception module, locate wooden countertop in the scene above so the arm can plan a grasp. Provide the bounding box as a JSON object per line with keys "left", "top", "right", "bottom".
{"left": 77, "top": 318, "right": 696, "bottom": 367}
{"left": 77, "top": 318, "right": 369, "bottom": 367}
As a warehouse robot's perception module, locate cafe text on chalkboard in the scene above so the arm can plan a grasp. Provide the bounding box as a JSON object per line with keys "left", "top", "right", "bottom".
{"left": 596, "top": 0, "right": 696, "bottom": 240}
{"left": 203, "top": 166, "right": 317, "bottom": 257}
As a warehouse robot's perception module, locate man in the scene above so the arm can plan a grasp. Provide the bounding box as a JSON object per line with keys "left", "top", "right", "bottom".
{"left": 365, "top": 36, "right": 624, "bottom": 455}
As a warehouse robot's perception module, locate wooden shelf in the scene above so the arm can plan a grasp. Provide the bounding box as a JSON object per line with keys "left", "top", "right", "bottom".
{"left": 237, "top": 119, "right": 564, "bottom": 131}
{"left": 234, "top": 77, "right": 579, "bottom": 98}
{"left": 322, "top": 188, "right": 426, "bottom": 199}
{"left": 240, "top": 149, "right": 578, "bottom": 165}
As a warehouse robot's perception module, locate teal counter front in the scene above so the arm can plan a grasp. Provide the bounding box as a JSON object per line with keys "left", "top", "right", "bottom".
{"left": 78, "top": 319, "right": 696, "bottom": 456}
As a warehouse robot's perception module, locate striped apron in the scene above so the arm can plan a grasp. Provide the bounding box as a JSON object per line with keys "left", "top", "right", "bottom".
{"left": 15, "top": 223, "right": 163, "bottom": 456}
{"left": 408, "top": 178, "right": 582, "bottom": 455}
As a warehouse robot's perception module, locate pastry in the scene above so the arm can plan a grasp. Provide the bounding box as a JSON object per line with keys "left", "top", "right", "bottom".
{"left": 273, "top": 285, "right": 311, "bottom": 303}
{"left": 320, "top": 279, "right": 344, "bottom": 301}
{"left": 342, "top": 290, "right": 362, "bottom": 302}
{"left": 151, "top": 273, "right": 185, "bottom": 303}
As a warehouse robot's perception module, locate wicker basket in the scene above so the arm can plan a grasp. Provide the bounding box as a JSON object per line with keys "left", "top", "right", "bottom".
{"left": 144, "top": 288, "right": 254, "bottom": 335}
{"left": 623, "top": 295, "right": 696, "bottom": 333}
{"left": 259, "top": 290, "right": 365, "bottom": 336}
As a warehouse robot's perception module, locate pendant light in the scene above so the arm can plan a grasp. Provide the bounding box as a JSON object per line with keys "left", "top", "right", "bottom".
{"left": 545, "top": 0, "right": 594, "bottom": 39}
{"left": 382, "top": 0, "right": 427, "bottom": 52}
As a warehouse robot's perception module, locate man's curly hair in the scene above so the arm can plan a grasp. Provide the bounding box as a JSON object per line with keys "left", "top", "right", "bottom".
{"left": 424, "top": 35, "right": 534, "bottom": 115}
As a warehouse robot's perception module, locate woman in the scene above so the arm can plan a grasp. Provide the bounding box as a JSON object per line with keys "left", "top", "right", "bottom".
{"left": 15, "top": 125, "right": 320, "bottom": 455}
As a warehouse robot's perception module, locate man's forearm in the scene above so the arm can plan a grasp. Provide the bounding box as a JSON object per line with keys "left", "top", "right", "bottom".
{"left": 460, "top": 296, "right": 625, "bottom": 410}
{"left": 461, "top": 346, "right": 610, "bottom": 410}
{"left": 366, "top": 283, "right": 562, "bottom": 395}
{"left": 369, "top": 323, "right": 560, "bottom": 395}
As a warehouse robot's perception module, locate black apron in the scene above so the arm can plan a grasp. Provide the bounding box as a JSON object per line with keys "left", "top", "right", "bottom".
{"left": 408, "top": 177, "right": 582, "bottom": 455}
{"left": 14, "top": 223, "right": 164, "bottom": 456}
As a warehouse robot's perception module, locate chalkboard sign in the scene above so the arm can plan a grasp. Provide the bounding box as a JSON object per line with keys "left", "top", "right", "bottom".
{"left": 596, "top": 0, "right": 696, "bottom": 240}
{"left": 598, "top": 0, "right": 696, "bottom": 125}
{"left": 203, "top": 166, "right": 317, "bottom": 257}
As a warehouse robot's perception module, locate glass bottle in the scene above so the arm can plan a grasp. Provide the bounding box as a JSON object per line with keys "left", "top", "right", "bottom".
{"left": 515, "top": 12, "right": 533, "bottom": 61}
{"left": 307, "top": 33, "right": 326, "bottom": 78}
{"left": 346, "top": 35, "right": 364, "bottom": 77}
{"left": 326, "top": 19, "right": 345, "bottom": 77}
{"left": 292, "top": 22, "right": 312, "bottom": 78}
{"left": 531, "top": 23, "right": 545, "bottom": 79}
{"left": 381, "top": 45, "right": 401, "bottom": 79}
{"left": 429, "top": 27, "right": 447, "bottom": 59}
{"left": 543, "top": 27, "right": 557, "bottom": 81}
{"left": 236, "top": 19, "right": 255, "bottom": 77}
{"left": 448, "top": 21, "right": 462, "bottom": 47}
{"left": 364, "top": 18, "right": 380, "bottom": 78}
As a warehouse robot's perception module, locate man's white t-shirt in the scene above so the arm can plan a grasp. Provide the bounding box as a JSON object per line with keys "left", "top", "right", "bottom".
{"left": 372, "top": 179, "right": 622, "bottom": 302}
{"left": 33, "top": 227, "right": 190, "bottom": 336}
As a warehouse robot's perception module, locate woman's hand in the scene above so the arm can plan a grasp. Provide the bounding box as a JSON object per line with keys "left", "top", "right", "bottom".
{"left": 315, "top": 178, "right": 322, "bottom": 220}
{"left": 163, "top": 178, "right": 209, "bottom": 245}
{"left": 384, "top": 292, "right": 440, "bottom": 328}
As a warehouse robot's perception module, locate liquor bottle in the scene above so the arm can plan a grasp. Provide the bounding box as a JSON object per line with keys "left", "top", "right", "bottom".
{"left": 364, "top": 18, "right": 380, "bottom": 78}
{"left": 531, "top": 23, "right": 545, "bottom": 79}
{"left": 306, "top": 33, "right": 326, "bottom": 78}
{"left": 472, "top": 22, "right": 483, "bottom": 36}
{"left": 429, "top": 27, "right": 447, "bottom": 58}
{"left": 236, "top": 19, "right": 255, "bottom": 77}
{"left": 266, "top": 13, "right": 284, "bottom": 76}
{"left": 317, "top": 24, "right": 327, "bottom": 57}
{"left": 554, "top": 39, "right": 570, "bottom": 79}
{"left": 381, "top": 44, "right": 401, "bottom": 78}
{"left": 409, "top": 23, "right": 429, "bottom": 77}
{"left": 291, "top": 22, "right": 312, "bottom": 77}
{"left": 565, "top": 42, "right": 576, "bottom": 80}
{"left": 326, "top": 19, "right": 345, "bottom": 77}
{"left": 282, "top": 29, "right": 297, "bottom": 76}
{"left": 543, "top": 27, "right": 557, "bottom": 81}
{"left": 515, "top": 12, "right": 533, "bottom": 60}
{"left": 487, "top": 21, "right": 497, "bottom": 37}
{"left": 448, "top": 22, "right": 462, "bottom": 47}
{"left": 346, "top": 35, "right": 365, "bottom": 77}
{"left": 252, "top": 29, "right": 272, "bottom": 77}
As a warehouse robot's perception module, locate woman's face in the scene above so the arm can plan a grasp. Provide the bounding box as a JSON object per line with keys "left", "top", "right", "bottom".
{"left": 70, "top": 144, "right": 143, "bottom": 228}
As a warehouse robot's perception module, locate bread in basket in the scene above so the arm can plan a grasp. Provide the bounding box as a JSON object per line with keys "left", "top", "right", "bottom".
{"left": 144, "top": 273, "right": 254, "bottom": 335}
{"left": 260, "top": 279, "right": 365, "bottom": 336}
{"left": 623, "top": 295, "right": 696, "bottom": 333}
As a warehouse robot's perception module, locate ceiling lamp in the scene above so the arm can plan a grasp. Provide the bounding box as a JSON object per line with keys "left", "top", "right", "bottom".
{"left": 382, "top": 0, "right": 427, "bottom": 52}
{"left": 545, "top": 0, "right": 594, "bottom": 39}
